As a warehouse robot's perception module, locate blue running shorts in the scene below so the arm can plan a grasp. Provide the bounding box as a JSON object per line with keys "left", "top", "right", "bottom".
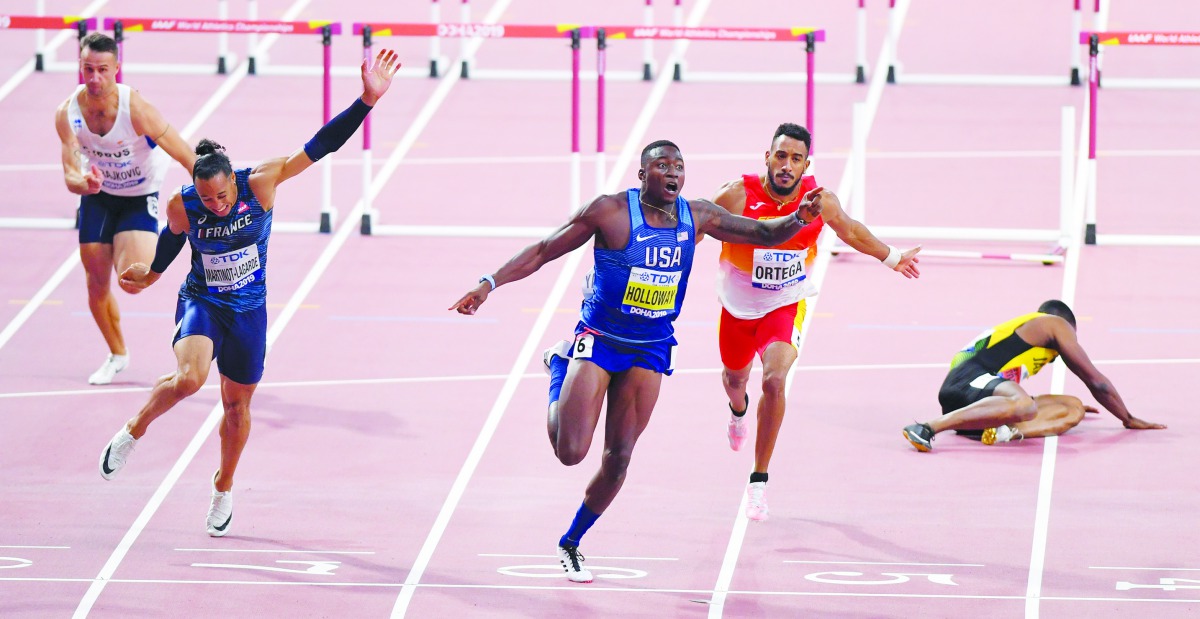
{"left": 173, "top": 296, "right": 268, "bottom": 385}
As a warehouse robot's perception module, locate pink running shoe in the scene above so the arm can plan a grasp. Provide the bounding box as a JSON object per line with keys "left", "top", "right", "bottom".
{"left": 727, "top": 394, "right": 749, "bottom": 451}
{"left": 745, "top": 481, "right": 769, "bottom": 521}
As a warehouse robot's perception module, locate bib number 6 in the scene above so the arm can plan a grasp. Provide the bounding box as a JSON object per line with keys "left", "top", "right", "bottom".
{"left": 573, "top": 334, "right": 595, "bottom": 359}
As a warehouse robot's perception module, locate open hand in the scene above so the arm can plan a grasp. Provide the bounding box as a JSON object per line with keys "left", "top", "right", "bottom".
{"left": 361, "top": 49, "right": 401, "bottom": 106}
{"left": 895, "top": 245, "right": 921, "bottom": 278}
{"left": 1124, "top": 416, "right": 1166, "bottom": 430}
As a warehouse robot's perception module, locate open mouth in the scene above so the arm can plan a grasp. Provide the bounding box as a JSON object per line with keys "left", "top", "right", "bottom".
{"left": 665, "top": 181, "right": 679, "bottom": 193}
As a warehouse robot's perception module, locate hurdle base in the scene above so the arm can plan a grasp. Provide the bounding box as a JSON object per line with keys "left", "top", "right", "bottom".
{"left": 460, "top": 60, "right": 470, "bottom": 79}
{"left": 429, "top": 59, "right": 439, "bottom": 78}
{"left": 218, "top": 57, "right": 227, "bottom": 75}
{"left": 248, "top": 57, "right": 257, "bottom": 75}
{"left": 35, "top": 53, "right": 45, "bottom": 72}
{"left": 673, "top": 63, "right": 683, "bottom": 82}
{"left": 1070, "top": 67, "right": 1080, "bottom": 86}
{"left": 361, "top": 211, "right": 374, "bottom": 235}
{"left": 1085, "top": 223, "right": 1096, "bottom": 245}
{"left": 319, "top": 209, "right": 335, "bottom": 234}
{"left": 642, "top": 62, "right": 652, "bottom": 81}
{"left": 855, "top": 65, "right": 865, "bottom": 84}
{"left": 886, "top": 65, "right": 896, "bottom": 84}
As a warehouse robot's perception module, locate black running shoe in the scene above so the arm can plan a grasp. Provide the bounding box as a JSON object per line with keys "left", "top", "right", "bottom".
{"left": 903, "top": 423, "right": 935, "bottom": 452}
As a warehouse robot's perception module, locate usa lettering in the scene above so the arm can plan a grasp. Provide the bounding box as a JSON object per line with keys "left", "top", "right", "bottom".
{"left": 644, "top": 246, "right": 682, "bottom": 268}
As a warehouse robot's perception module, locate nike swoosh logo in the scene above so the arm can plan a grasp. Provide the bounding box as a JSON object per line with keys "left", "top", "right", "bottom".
{"left": 101, "top": 445, "right": 115, "bottom": 475}
{"left": 635, "top": 233, "right": 654, "bottom": 242}
{"left": 212, "top": 512, "right": 232, "bottom": 532}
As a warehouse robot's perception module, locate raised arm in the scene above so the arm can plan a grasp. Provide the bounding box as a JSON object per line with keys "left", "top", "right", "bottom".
{"left": 249, "top": 49, "right": 400, "bottom": 209}
{"left": 129, "top": 89, "right": 196, "bottom": 175}
{"left": 449, "top": 197, "right": 607, "bottom": 315}
{"left": 820, "top": 190, "right": 921, "bottom": 278}
{"left": 55, "top": 102, "right": 102, "bottom": 195}
{"left": 1051, "top": 319, "right": 1165, "bottom": 429}
{"left": 691, "top": 185, "right": 823, "bottom": 246}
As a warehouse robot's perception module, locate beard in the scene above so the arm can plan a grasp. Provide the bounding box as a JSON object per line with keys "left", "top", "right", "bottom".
{"left": 767, "top": 174, "right": 800, "bottom": 198}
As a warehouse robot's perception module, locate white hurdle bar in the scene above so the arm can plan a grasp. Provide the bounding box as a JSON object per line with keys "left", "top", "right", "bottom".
{"left": 834, "top": 105, "right": 1075, "bottom": 264}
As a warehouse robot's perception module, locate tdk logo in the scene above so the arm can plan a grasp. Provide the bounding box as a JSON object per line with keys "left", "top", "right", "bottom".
{"left": 209, "top": 249, "right": 251, "bottom": 266}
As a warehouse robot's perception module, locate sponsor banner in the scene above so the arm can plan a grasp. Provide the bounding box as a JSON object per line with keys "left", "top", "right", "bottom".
{"left": 600, "top": 25, "right": 824, "bottom": 42}
{"left": 352, "top": 22, "right": 584, "bottom": 39}
{"left": 103, "top": 17, "right": 341, "bottom": 35}
{"left": 1080, "top": 31, "right": 1200, "bottom": 46}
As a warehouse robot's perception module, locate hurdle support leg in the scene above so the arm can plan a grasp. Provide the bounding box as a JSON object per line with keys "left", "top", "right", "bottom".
{"left": 248, "top": 0, "right": 259, "bottom": 74}
{"left": 642, "top": 0, "right": 654, "bottom": 80}
{"left": 596, "top": 29, "right": 607, "bottom": 199}
{"left": 360, "top": 28, "right": 375, "bottom": 236}
{"left": 429, "top": 0, "right": 443, "bottom": 77}
{"left": 217, "top": 0, "right": 230, "bottom": 74}
{"left": 319, "top": 25, "right": 335, "bottom": 233}
{"left": 886, "top": 0, "right": 897, "bottom": 83}
{"left": 1085, "top": 33, "right": 1098, "bottom": 244}
{"left": 34, "top": 0, "right": 46, "bottom": 71}
{"left": 855, "top": 0, "right": 867, "bottom": 83}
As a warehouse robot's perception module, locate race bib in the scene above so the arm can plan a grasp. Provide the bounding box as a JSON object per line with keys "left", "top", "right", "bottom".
{"left": 622, "top": 267, "right": 680, "bottom": 319}
{"left": 573, "top": 333, "right": 595, "bottom": 359}
{"left": 752, "top": 248, "right": 806, "bottom": 290}
{"left": 202, "top": 244, "right": 262, "bottom": 293}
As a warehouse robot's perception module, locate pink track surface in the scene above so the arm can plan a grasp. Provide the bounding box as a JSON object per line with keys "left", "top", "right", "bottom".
{"left": 2, "top": 1, "right": 1197, "bottom": 617}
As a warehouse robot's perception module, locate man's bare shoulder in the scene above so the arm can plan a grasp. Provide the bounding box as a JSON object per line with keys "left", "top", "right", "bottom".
{"left": 712, "top": 177, "right": 748, "bottom": 213}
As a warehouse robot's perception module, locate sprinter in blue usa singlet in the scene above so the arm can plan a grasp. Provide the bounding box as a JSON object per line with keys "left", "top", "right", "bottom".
{"left": 452, "top": 140, "right": 823, "bottom": 583}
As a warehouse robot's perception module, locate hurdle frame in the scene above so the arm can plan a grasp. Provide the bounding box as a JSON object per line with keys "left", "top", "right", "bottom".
{"left": 104, "top": 17, "right": 341, "bottom": 233}
{"left": 1079, "top": 30, "right": 1200, "bottom": 247}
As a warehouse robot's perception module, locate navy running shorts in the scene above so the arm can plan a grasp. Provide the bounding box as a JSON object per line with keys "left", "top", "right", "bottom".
{"left": 78, "top": 191, "right": 159, "bottom": 244}
{"left": 173, "top": 295, "right": 268, "bottom": 385}
{"left": 938, "top": 359, "right": 1009, "bottom": 439}
{"left": 569, "top": 322, "right": 676, "bottom": 376}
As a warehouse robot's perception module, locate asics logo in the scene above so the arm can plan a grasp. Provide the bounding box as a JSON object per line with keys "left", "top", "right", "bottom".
{"left": 748, "top": 201, "right": 767, "bottom": 211}
{"left": 635, "top": 233, "right": 655, "bottom": 242}
{"left": 197, "top": 214, "right": 208, "bottom": 225}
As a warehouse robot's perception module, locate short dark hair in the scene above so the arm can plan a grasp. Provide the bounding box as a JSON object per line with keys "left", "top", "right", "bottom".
{"left": 772, "top": 123, "right": 811, "bottom": 152}
{"left": 193, "top": 139, "right": 233, "bottom": 182}
{"left": 1038, "top": 299, "right": 1076, "bottom": 328}
{"left": 640, "top": 139, "right": 680, "bottom": 165}
{"left": 80, "top": 32, "right": 118, "bottom": 56}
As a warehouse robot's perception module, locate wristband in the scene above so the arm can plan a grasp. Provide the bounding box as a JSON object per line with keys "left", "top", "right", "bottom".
{"left": 479, "top": 274, "right": 496, "bottom": 291}
{"left": 882, "top": 245, "right": 901, "bottom": 270}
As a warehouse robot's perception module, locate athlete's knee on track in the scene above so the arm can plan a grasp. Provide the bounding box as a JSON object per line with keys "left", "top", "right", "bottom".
{"left": 1010, "top": 394, "right": 1037, "bottom": 422}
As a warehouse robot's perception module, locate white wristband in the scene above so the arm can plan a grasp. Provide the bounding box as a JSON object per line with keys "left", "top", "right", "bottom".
{"left": 479, "top": 274, "right": 497, "bottom": 291}
{"left": 882, "top": 245, "right": 901, "bottom": 270}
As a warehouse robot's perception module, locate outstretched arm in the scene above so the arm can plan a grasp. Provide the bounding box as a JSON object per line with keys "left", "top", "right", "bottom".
{"left": 1053, "top": 320, "right": 1166, "bottom": 429}
{"left": 691, "top": 186, "right": 823, "bottom": 246}
{"left": 820, "top": 190, "right": 921, "bottom": 278}
{"left": 250, "top": 49, "right": 401, "bottom": 207}
{"left": 449, "top": 197, "right": 606, "bottom": 315}
{"left": 129, "top": 90, "right": 196, "bottom": 175}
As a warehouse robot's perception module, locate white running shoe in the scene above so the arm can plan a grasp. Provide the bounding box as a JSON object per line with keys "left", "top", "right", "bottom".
{"left": 88, "top": 354, "right": 129, "bottom": 385}
{"left": 745, "top": 481, "right": 769, "bottom": 521}
{"left": 542, "top": 340, "right": 572, "bottom": 375}
{"left": 206, "top": 482, "right": 234, "bottom": 538}
{"left": 727, "top": 415, "right": 748, "bottom": 451}
{"left": 99, "top": 428, "right": 137, "bottom": 480}
{"left": 557, "top": 544, "right": 593, "bottom": 583}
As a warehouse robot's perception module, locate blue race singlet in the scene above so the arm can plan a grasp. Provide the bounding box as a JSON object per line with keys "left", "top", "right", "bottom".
{"left": 179, "top": 168, "right": 273, "bottom": 312}
{"left": 579, "top": 188, "right": 695, "bottom": 345}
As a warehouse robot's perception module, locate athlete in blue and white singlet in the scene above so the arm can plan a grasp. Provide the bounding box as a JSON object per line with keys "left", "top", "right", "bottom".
{"left": 101, "top": 49, "right": 402, "bottom": 538}
{"left": 452, "top": 140, "right": 824, "bottom": 583}
{"left": 55, "top": 32, "right": 196, "bottom": 385}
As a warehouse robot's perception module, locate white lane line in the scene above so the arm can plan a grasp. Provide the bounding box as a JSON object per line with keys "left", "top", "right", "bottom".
{"left": 1090, "top": 566, "right": 1200, "bottom": 571}
{"left": 1025, "top": 5, "right": 1110, "bottom": 617}
{"left": 386, "top": 1, "right": 714, "bottom": 616}
{"left": 479, "top": 554, "right": 679, "bottom": 561}
{"left": 0, "top": 545, "right": 70, "bottom": 549}
{"left": 4, "top": 357, "right": 1194, "bottom": 401}
{"left": 705, "top": 1, "right": 912, "bottom": 615}
{"left": 782, "top": 561, "right": 985, "bottom": 567}
{"left": 174, "top": 549, "right": 375, "bottom": 555}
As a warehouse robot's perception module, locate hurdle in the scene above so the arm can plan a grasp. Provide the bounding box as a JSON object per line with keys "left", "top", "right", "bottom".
{"left": 353, "top": 22, "right": 593, "bottom": 236}
{"left": 1078, "top": 30, "right": 1200, "bottom": 247}
{"left": 833, "top": 104, "right": 1077, "bottom": 264}
{"left": 886, "top": 0, "right": 1102, "bottom": 87}
{"left": 103, "top": 17, "right": 342, "bottom": 234}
